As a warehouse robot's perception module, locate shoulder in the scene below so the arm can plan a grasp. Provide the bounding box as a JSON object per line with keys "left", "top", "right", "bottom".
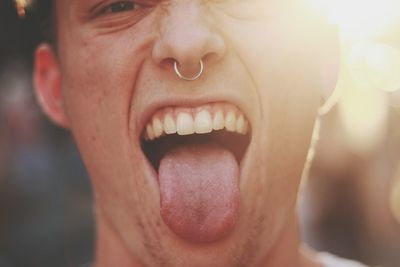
{"left": 318, "top": 252, "right": 371, "bottom": 267}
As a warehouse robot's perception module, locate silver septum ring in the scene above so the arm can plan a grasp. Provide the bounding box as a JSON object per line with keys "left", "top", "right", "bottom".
{"left": 174, "top": 60, "right": 204, "bottom": 81}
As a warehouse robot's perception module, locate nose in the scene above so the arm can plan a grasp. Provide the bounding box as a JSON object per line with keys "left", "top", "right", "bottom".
{"left": 152, "top": 2, "right": 226, "bottom": 79}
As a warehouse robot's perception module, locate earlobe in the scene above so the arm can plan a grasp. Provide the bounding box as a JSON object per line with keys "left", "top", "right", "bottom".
{"left": 33, "top": 44, "right": 70, "bottom": 128}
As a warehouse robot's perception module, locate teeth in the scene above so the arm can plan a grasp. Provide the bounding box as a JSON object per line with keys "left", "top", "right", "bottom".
{"left": 236, "top": 114, "right": 245, "bottom": 134}
{"left": 164, "top": 114, "right": 176, "bottom": 134}
{"left": 242, "top": 120, "right": 248, "bottom": 135}
{"left": 176, "top": 112, "right": 195, "bottom": 135}
{"left": 146, "top": 124, "right": 155, "bottom": 140}
{"left": 194, "top": 110, "right": 213, "bottom": 134}
{"left": 213, "top": 110, "right": 224, "bottom": 130}
{"left": 152, "top": 117, "right": 163, "bottom": 138}
{"left": 143, "top": 104, "right": 250, "bottom": 140}
{"left": 225, "top": 110, "right": 236, "bottom": 132}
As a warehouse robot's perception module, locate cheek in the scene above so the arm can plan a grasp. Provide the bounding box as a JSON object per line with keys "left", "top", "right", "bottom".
{"left": 57, "top": 31, "right": 152, "bottom": 196}
{"left": 225, "top": 14, "right": 320, "bottom": 216}
{"left": 219, "top": 13, "right": 321, "bottom": 108}
{"left": 224, "top": 17, "right": 320, "bottom": 149}
{"left": 58, "top": 26, "right": 152, "bottom": 139}
{"left": 60, "top": 47, "right": 131, "bottom": 151}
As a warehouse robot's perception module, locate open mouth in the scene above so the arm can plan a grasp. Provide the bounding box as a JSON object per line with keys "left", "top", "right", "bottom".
{"left": 140, "top": 102, "right": 251, "bottom": 243}
{"left": 141, "top": 102, "right": 251, "bottom": 171}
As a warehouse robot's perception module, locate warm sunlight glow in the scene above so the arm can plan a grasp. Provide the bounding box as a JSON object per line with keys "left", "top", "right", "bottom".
{"left": 338, "top": 86, "right": 388, "bottom": 154}
{"left": 304, "top": 0, "right": 400, "bottom": 38}
{"left": 348, "top": 42, "right": 400, "bottom": 92}
{"left": 304, "top": 0, "right": 400, "bottom": 150}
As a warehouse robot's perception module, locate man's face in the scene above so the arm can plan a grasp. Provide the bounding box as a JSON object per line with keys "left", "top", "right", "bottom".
{"left": 39, "top": 0, "right": 336, "bottom": 266}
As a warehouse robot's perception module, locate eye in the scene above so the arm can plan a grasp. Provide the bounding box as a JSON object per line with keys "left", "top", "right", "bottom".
{"left": 101, "top": 1, "right": 138, "bottom": 14}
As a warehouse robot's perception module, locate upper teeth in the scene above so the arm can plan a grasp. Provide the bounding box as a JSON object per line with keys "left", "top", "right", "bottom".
{"left": 143, "top": 103, "right": 249, "bottom": 140}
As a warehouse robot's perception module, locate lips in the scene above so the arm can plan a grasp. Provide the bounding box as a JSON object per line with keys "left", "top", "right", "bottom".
{"left": 140, "top": 101, "right": 251, "bottom": 243}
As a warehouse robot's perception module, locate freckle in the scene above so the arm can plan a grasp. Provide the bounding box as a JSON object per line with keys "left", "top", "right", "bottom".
{"left": 91, "top": 135, "right": 96, "bottom": 141}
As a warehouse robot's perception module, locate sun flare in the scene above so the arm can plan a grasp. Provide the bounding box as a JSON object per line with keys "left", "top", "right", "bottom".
{"left": 303, "top": 0, "right": 400, "bottom": 220}
{"left": 304, "top": 0, "right": 400, "bottom": 38}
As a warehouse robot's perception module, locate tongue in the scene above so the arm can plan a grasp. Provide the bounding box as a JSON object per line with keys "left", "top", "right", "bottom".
{"left": 158, "top": 142, "right": 240, "bottom": 243}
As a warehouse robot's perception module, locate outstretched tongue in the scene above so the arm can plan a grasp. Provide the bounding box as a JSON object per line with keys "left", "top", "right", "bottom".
{"left": 158, "top": 142, "right": 240, "bottom": 243}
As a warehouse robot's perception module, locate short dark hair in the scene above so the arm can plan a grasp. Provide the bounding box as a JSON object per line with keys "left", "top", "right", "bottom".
{"left": 34, "top": 0, "right": 54, "bottom": 44}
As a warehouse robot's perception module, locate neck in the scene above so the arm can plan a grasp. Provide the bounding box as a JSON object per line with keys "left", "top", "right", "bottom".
{"left": 94, "top": 212, "right": 321, "bottom": 267}
{"left": 254, "top": 215, "right": 321, "bottom": 267}
{"left": 95, "top": 213, "right": 143, "bottom": 267}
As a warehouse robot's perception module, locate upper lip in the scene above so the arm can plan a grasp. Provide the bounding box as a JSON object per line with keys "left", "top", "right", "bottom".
{"left": 137, "top": 93, "right": 252, "bottom": 139}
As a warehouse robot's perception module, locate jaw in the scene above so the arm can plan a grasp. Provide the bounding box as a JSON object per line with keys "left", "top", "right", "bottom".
{"left": 104, "top": 95, "right": 316, "bottom": 266}
{"left": 84, "top": 91, "right": 309, "bottom": 267}
{"left": 102, "top": 134, "right": 302, "bottom": 267}
{"left": 65, "top": 69, "right": 315, "bottom": 267}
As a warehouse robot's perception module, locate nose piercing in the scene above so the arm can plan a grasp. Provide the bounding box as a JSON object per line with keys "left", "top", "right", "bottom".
{"left": 174, "top": 60, "right": 204, "bottom": 81}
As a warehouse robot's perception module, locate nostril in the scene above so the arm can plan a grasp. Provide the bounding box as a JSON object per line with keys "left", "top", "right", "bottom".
{"left": 159, "top": 58, "right": 175, "bottom": 69}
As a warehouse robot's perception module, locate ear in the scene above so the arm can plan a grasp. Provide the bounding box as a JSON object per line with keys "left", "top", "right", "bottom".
{"left": 33, "top": 44, "right": 70, "bottom": 128}
{"left": 318, "top": 24, "right": 340, "bottom": 100}
{"left": 315, "top": 22, "right": 341, "bottom": 115}
{"left": 300, "top": 5, "right": 341, "bottom": 104}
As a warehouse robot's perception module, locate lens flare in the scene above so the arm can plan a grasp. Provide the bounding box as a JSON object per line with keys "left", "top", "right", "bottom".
{"left": 338, "top": 86, "right": 389, "bottom": 155}
{"left": 304, "top": 0, "right": 400, "bottom": 38}
{"left": 304, "top": 0, "right": 400, "bottom": 132}
{"left": 348, "top": 42, "right": 400, "bottom": 92}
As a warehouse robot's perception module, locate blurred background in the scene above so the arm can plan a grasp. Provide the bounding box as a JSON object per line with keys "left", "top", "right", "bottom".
{"left": 299, "top": 1, "right": 400, "bottom": 267}
{"left": 0, "top": 1, "right": 93, "bottom": 266}
{"left": 0, "top": 0, "right": 399, "bottom": 266}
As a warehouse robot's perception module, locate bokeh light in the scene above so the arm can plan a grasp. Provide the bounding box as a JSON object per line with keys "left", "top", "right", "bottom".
{"left": 338, "top": 85, "right": 389, "bottom": 154}
{"left": 348, "top": 42, "right": 400, "bottom": 93}
{"left": 303, "top": 0, "right": 400, "bottom": 154}
{"left": 303, "top": 0, "right": 400, "bottom": 232}
{"left": 304, "top": 0, "right": 400, "bottom": 39}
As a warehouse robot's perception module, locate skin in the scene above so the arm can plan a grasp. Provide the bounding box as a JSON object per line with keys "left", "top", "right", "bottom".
{"left": 33, "top": 0, "right": 339, "bottom": 266}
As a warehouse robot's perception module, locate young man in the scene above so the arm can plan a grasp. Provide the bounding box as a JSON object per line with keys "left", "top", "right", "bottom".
{"left": 32, "top": 0, "right": 368, "bottom": 266}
